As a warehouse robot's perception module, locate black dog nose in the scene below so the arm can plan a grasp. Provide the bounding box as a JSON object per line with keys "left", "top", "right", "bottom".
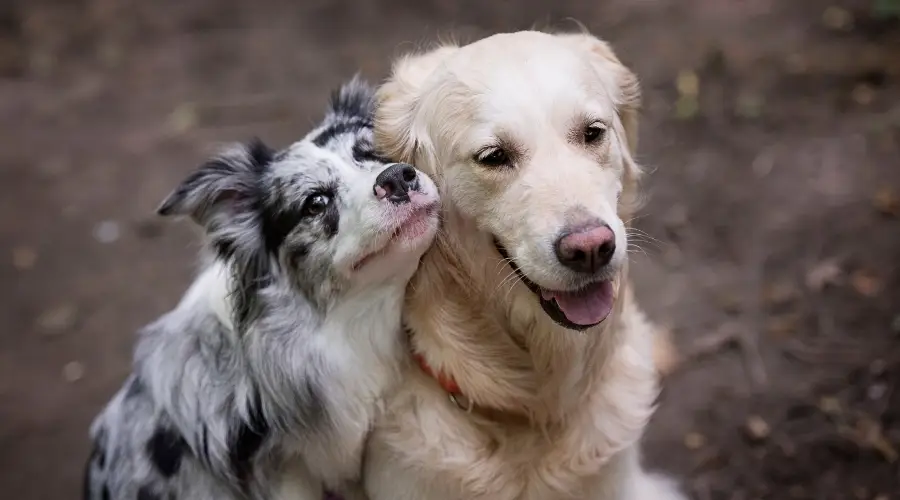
{"left": 554, "top": 224, "right": 616, "bottom": 274}
{"left": 374, "top": 163, "right": 418, "bottom": 204}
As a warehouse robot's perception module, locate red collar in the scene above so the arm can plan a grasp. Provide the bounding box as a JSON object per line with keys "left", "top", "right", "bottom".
{"left": 413, "top": 352, "right": 461, "bottom": 395}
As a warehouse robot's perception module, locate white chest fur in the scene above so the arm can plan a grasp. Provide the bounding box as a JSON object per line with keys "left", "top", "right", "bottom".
{"left": 292, "top": 289, "right": 407, "bottom": 487}
{"left": 197, "top": 264, "right": 408, "bottom": 493}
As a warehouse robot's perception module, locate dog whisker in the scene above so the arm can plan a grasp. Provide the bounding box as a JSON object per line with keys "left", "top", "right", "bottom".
{"left": 625, "top": 227, "right": 662, "bottom": 242}
{"left": 500, "top": 273, "right": 525, "bottom": 304}
{"left": 493, "top": 267, "right": 521, "bottom": 297}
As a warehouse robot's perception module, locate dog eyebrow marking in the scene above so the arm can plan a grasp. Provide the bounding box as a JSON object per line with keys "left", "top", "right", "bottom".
{"left": 145, "top": 426, "right": 188, "bottom": 478}
{"left": 261, "top": 203, "right": 307, "bottom": 253}
{"left": 311, "top": 118, "right": 371, "bottom": 148}
{"left": 352, "top": 141, "right": 392, "bottom": 165}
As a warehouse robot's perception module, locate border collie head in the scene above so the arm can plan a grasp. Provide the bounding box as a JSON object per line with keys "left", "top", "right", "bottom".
{"left": 158, "top": 78, "right": 440, "bottom": 327}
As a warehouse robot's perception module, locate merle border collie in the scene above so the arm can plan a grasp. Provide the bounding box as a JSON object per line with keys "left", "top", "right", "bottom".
{"left": 84, "top": 78, "right": 440, "bottom": 500}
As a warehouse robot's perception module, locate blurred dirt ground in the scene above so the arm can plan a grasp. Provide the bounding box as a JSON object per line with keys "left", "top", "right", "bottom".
{"left": 1, "top": 0, "right": 899, "bottom": 498}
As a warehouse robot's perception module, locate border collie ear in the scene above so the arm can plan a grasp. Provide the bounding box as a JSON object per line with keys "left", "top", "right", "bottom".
{"left": 158, "top": 139, "right": 276, "bottom": 329}
{"left": 375, "top": 45, "right": 459, "bottom": 164}
{"left": 157, "top": 139, "right": 274, "bottom": 227}
{"left": 326, "top": 74, "right": 376, "bottom": 121}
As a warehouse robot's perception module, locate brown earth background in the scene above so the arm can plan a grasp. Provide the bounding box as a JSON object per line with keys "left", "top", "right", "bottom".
{"left": 1, "top": 0, "right": 899, "bottom": 498}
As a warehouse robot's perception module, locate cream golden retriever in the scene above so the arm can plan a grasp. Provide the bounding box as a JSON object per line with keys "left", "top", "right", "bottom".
{"left": 365, "top": 30, "right": 685, "bottom": 500}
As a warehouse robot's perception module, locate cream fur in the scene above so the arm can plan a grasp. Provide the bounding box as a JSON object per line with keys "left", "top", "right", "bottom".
{"left": 366, "top": 30, "right": 686, "bottom": 499}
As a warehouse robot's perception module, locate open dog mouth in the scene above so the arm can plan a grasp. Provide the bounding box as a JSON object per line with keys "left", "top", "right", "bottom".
{"left": 494, "top": 239, "right": 614, "bottom": 331}
{"left": 351, "top": 203, "right": 439, "bottom": 271}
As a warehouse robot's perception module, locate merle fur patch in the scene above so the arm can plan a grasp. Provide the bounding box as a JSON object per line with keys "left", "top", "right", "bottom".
{"left": 92, "top": 427, "right": 108, "bottom": 469}
{"left": 351, "top": 140, "right": 390, "bottom": 164}
{"left": 137, "top": 485, "right": 161, "bottom": 500}
{"left": 228, "top": 397, "right": 269, "bottom": 485}
{"left": 311, "top": 119, "right": 371, "bottom": 148}
{"left": 146, "top": 426, "right": 188, "bottom": 478}
{"left": 125, "top": 375, "right": 145, "bottom": 400}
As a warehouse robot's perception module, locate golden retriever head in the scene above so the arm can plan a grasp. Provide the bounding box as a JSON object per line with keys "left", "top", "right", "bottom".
{"left": 376, "top": 31, "right": 642, "bottom": 332}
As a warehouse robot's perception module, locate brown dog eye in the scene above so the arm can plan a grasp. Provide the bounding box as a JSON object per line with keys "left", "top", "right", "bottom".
{"left": 583, "top": 122, "right": 607, "bottom": 144}
{"left": 302, "top": 193, "right": 331, "bottom": 217}
{"left": 475, "top": 147, "right": 510, "bottom": 167}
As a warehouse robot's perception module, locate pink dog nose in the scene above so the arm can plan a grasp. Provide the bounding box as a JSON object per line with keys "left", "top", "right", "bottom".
{"left": 554, "top": 224, "right": 616, "bottom": 274}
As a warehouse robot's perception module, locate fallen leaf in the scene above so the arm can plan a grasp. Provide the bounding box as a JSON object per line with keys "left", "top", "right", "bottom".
{"left": 855, "top": 416, "right": 898, "bottom": 462}
{"left": 819, "top": 396, "right": 842, "bottom": 415}
{"left": 674, "top": 95, "right": 699, "bottom": 120}
{"left": 676, "top": 70, "right": 699, "bottom": 97}
{"left": 168, "top": 102, "right": 198, "bottom": 133}
{"left": 766, "top": 314, "right": 801, "bottom": 338}
{"left": 36, "top": 304, "right": 77, "bottom": 333}
{"left": 744, "top": 415, "right": 771, "bottom": 442}
{"left": 850, "top": 269, "right": 882, "bottom": 297}
{"left": 851, "top": 83, "right": 875, "bottom": 106}
{"left": 763, "top": 281, "right": 800, "bottom": 306}
{"left": 683, "top": 432, "right": 707, "bottom": 450}
{"left": 12, "top": 246, "right": 37, "bottom": 270}
{"left": 805, "top": 259, "right": 843, "bottom": 291}
{"left": 822, "top": 6, "right": 853, "bottom": 30}
{"left": 873, "top": 186, "right": 899, "bottom": 217}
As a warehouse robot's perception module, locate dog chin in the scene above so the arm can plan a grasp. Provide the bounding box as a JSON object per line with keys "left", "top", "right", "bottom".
{"left": 351, "top": 203, "right": 439, "bottom": 274}
{"left": 494, "top": 239, "right": 616, "bottom": 331}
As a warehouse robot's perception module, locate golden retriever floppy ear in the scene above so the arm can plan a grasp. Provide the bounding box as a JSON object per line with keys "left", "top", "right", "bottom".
{"left": 555, "top": 32, "right": 643, "bottom": 212}
{"left": 375, "top": 45, "right": 460, "bottom": 165}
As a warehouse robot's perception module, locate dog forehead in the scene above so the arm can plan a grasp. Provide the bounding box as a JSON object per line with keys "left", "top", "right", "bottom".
{"left": 444, "top": 42, "right": 612, "bottom": 122}
{"left": 269, "top": 142, "right": 355, "bottom": 187}
{"left": 455, "top": 34, "right": 585, "bottom": 80}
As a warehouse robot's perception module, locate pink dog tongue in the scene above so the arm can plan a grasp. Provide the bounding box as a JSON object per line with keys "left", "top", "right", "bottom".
{"left": 542, "top": 281, "right": 614, "bottom": 326}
